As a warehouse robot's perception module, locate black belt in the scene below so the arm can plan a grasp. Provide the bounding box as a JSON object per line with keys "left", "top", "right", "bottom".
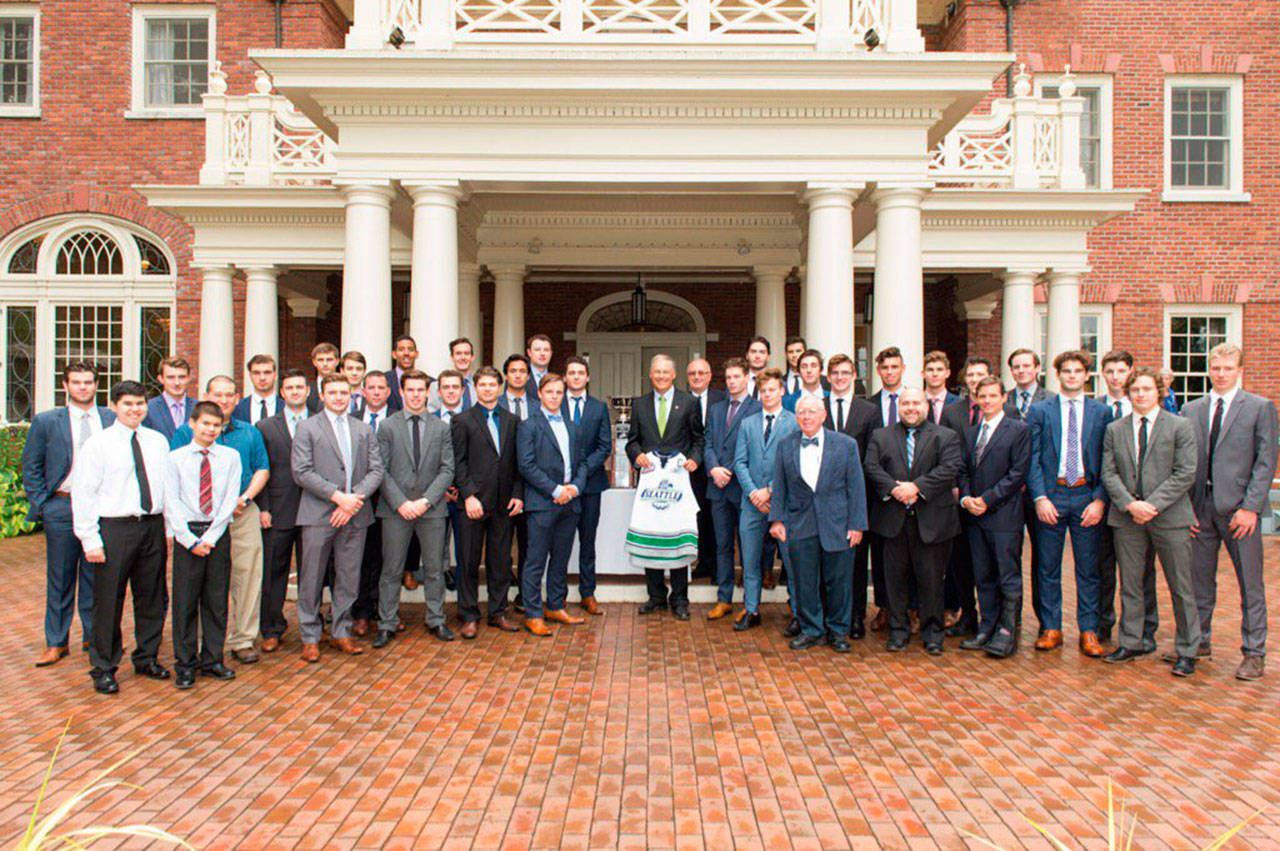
{"left": 188, "top": 521, "right": 212, "bottom": 537}
{"left": 101, "top": 514, "right": 163, "bottom": 524}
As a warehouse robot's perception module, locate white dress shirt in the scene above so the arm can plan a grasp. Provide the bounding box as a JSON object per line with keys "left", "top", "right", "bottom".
{"left": 1132, "top": 408, "right": 1161, "bottom": 457}
{"left": 542, "top": 406, "right": 573, "bottom": 498}
{"left": 325, "top": 408, "right": 354, "bottom": 491}
{"left": 362, "top": 405, "right": 388, "bottom": 431}
{"left": 1102, "top": 394, "right": 1132, "bottom": 419}
{"left": 827, "top": 391, "right": 855, "bottom": 431}
{"left": 437, "top": 405, "right": 462, "bottom": 424}
{"left": 1056, "top": 394, "right": 1087, "bottom": 478}
{"left": 879, "top": 388, "right": 902, "bottom": 427}
{"left": 799, "top": 428, "right": 823, "bottom": 491}
{"left": 283, "top": 407, "right": 307, "bottom": 439}
{"left": 924, "top": 392, "right": 948, "bottom": 424}
{"left": 248, "top": 392, "right": 278, "bottom": 425}
{"left": 798, "top": 385, "right": 824, "bottom": 403}
{"left": 785, "top": 370, "right": 801, "bottom": 395}
{"left": 72, "top": 422, "right": 170, "bottom": 552}
{"left": 1207, "top": 385, "right": 1240, "bottom": 427}
{"left": 164, "top": 442, "right": 242, "bottom": 550}
{"left": 566, "top": 392, "right": 588, "bottom": 424}
{"left": 690, "top": 391, "right": 708, "bottom": 425}
{"left": 161, "top": 393, "right": 188, "bottom": 430}
{"left": 505, "top": 391, "right": 528, "bottom": 421}
{"left": 978, "top": 410, "right": 1005, "bottom": 438}
{"left": 60, "top": 403, "right": 104, "bottom": 491}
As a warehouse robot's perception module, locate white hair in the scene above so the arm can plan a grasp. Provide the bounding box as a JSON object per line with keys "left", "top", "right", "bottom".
{"left": 650, "top": 354, "right": 676, "bottom": 371}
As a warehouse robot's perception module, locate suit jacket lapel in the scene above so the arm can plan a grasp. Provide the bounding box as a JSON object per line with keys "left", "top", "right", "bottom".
{"left": 908, "top": 426, "right": 930, "bottom": 477}
{"left": 1217, "top": 393, "right": 1247, "bottom": 444}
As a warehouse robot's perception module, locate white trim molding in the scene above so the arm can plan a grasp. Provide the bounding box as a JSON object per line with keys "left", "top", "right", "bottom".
{"left": 0, "top": 4, "right": 40, "bottom": 118}
{"left": 1162, "top": 74, "right": 1249, "bottom": 203}
{"left": 128, "top": 4, "right": 217, "bottom": 119}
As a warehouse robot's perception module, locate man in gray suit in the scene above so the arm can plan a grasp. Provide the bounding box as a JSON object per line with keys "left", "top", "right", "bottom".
{"left": 1183, "top": 343, "right": 1278, "bottom": 681}
{"left": 291, "top": 375, "right": 384, "bottom": 663}
{"left": 1101, "top": 367, "right": 1202, "bottom": 677}
{"left": 373, "top": 369, "right": 456, "bottom": 648}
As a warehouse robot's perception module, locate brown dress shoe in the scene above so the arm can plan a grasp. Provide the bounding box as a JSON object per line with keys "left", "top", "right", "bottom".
{"left": 580, "top": 596, "right": 603, "bottom": 616}
{"left": 490, "top": 615, "right": 522, "bottom": 632}
{"left": 351, "top": 619, "right": 369, "bottom": 637}
{"left": 35, "top": 646, "right": 69, "bottom": 668}
{"left": 1236, "top": 656, "right": 1265, "bottom": 681}
{"left": 544, "top": 608, "right": 585, "bottom": 625}
{"left": 402, "top": 571, "right": 419, "bottom": 590}
{"left": 1079, "top": 632, "right": 1105, "bottom": 658}
{"left": 330, "top": 637, "right": 365, "bottom": 655}
{"left": 707, "top": 602, "right": 734, "bottom": 620}
{"left": 1035, "top": 630, "right": 1064, "bottom": 651}
{"left": 459, "top": 621, "right": 478, "bottom": 640}
{"left": 525, "top": 617, "right": 552, "bottom": 637}
{"left": 261, "top": 637, "right": 280, "bottom": 653}
{"left": 301, "top": 643, "right": 320, "bottom": 663}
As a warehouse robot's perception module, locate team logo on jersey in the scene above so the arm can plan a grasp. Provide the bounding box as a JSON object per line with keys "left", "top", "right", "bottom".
{"left": 639, "top": 477, "right": 683, "bottom": 511}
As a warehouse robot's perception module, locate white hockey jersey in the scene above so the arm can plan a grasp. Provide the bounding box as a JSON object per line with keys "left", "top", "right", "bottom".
{"left": 625, "top": 453, "right": 700, "bottom": 570}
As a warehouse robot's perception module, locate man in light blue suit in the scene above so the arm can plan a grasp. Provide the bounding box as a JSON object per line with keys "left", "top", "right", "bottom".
{"left": 23, "top": 361, "right": 114, "bottom": 667}
{"left": 732, "top": 368, "right": 797, "bottom": 630}
{"left": 142, "top": 356, "right": 195, "bottom": 441}
{"left": 703, "top": 357, "right": 758, "bottom": 619}
{"left": 1026, "top": 350, "right": 1113, "bottom": 657}
{"left": 769, "top": 396, "right": 868, "bottom": 652}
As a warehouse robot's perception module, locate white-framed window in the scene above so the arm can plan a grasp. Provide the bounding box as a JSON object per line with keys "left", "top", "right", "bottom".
{"left": 0, "top": 215, "right": 176, "bottom": 419}
{"left": 1036, "top": 304, "right": 1113, "bottom": 395}
{"left": 1036, "top": 73, "right": 1112, "bottom": 189}
{"left": 0, "top": 4, "right": 39, "bottom": 117}
{"left": 128, "top": 4, "right": 215, "bottom": 119}
{"left": 1163, "top": 305, "right": 1242, "bottom": 409}
{"left": 1163, "top": 75, "right": 1248, "bottom": 203}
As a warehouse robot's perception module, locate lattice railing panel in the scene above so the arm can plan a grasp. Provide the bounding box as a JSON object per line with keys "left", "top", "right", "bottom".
{"left": 456, "top": 0, "right": 562, "bottom": 34}
{"left": 225, "top": 114, "right": 251, "bottom": 169}
{"left": 583, "top": 0, "right": 689, "bottom": 34}
{"left": 273, "top": 106, "right": 332, "bottom": 175}
{"left": 709, "top": 0, "right": 815, "bottom": 35}
{"left": 1033, "top": 115, "right": 1059, "bottom": 176}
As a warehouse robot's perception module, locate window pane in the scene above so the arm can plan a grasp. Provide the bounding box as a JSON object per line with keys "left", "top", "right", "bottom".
{"left": 0, "top": 17, "right": 34, "bottom": 106}
{"left": 143, "top": 17, "right": 209, "bottom": 107}
{"left": 1168, "top": 312, "right": 1232, "bottom": 408}
{"left": 140, "top": 307, "right": 172, "bottom": 398}
{"left": 1043, "top": 83, "right": 1103, "bottom": 188}
{"left": 5, "top": 306, "right": 36, "bottom": 422}
{"left": 54, "top": 305, "right": 123, "bottom": 407}
{"left": 1170, "top": 85, "right": 1231, "bottom": 189}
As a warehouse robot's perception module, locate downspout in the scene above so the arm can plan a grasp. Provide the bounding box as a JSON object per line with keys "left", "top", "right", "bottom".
{"left": 272, "top": 0, "right": 285, "bottom": 48}
{"left": 1000, "top": 0, "right": 1020, "bottom": 95}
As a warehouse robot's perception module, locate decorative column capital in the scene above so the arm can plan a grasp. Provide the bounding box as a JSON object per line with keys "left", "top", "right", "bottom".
{"left": 1045, "top": 266, "right": 1090, "bottom": 285}
{"left": 753, "top": 265, "right": 793, "bottom": 284}
{"left": 458, "top": 260, "right": 482, "bottom": 279}
{"left": 488, "top": 263, "right": 527, "bottom": 284}
{"left": 871, "top": 184, "right": 931, "bottom": 210}
{"left": 803, "top": 184, "right": 861, "bottom": 209}
{"left": 999, "top": 268, "right": 1043, "bottom": 286}
{"left": 242, "top": 265, "right": 281, "bottom": 280}
{"left": 193, "top": 263, "right": 234, "bottom": 280}
{"left": 336, "top": 181, "right": 395, "bottom": 207}
{"left": 403, "top": 180, "right": 466, "bottom": 207}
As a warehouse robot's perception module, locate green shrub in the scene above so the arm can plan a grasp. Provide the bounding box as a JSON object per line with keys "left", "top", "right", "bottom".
{"left": 0, "top": 425, "right": 37, "bottom": 538}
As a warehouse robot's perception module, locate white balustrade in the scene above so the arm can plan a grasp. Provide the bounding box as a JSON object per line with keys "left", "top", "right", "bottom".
{"left": 199, "top": 64, "right": 335, "bottom": 187}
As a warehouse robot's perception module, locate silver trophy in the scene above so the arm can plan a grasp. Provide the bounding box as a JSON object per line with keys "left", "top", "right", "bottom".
{"left": 610, "top": 396, "right": 634, "bottom": 489}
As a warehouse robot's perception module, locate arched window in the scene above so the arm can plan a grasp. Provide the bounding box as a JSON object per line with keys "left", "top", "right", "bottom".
{"left": 0, "top": 215, "right": 176, "bottom": 418}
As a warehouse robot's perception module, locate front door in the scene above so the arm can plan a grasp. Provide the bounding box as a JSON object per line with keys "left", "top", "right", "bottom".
{"left": 577, "top": 333, "right": 704, "bottom": 403}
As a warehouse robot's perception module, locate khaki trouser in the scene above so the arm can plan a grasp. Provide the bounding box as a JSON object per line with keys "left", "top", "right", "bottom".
{"left": 227, "top": 504, "right": 264, "bottom": 650}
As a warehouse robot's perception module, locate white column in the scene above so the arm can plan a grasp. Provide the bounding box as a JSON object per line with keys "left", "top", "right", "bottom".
{"left": 999, "top": 268, "right": 1040, "bottom": 386}
{"left": 490, "top": 264, "right": 525, "bottom": 365}
{"left": 1044, "top": 268, "right": 1084, "bottom": 392}
{"left": 870, "top": 185, "right": 926, "bottom": 391}
{"left": 405, "top": 182, "right": 463, "bottom": 376}
{"left": 458, "top": 261, "right": 483, "bottom": 364}
{"left": 754, "top": 266, "right": 789, "bottom": 367}
{"left": 803, "top": 186, "right": 857, "bottom": 362}
{"left": 242, "top": 265, "right": 279, "bottom": 382}
{"left": 339, "top": 182, "right": 395, "bottom": 370}
{"left": 796, "top": 265, "right": 807, "bottom": 339}
{"left": 197, "top": 265, "right": 235, "bottom": 390}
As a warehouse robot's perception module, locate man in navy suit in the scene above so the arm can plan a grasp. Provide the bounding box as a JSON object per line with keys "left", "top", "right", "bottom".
{"left": 518, "top": 373, "right": 589, "bottom": 636}
{"left": 23, "top": 361, "right": 114, "bottom": 667}
{"left": 686, "top": 358, "right": 725, "bottom": 581}
{"left": 524, "top": 334, "right": 554, "bottom": 401}
{"left": 922, "top": 351, "right": 960, "bottom": 426}
{"left": 782, "top": 349, "right": 828, "bottom": 412}
{"left": 561, "top": 356, "right": 612, "bottom": 616}
{"left": 1027, "top": 350, "right": 1112, "bottom": 656}
{"left": 703, "top": 358, "right": 759, "bottom": 619}
{"left": 958, "top": 376, "right": 1031, "bottom": 658}
{"left": 769, "top": 396, "right": 868, "bottom": 652}
{"left": 142, "top": 356, "right": 195, "bottom": 441}
{"left": 232, "top": 354, "right": 283, "bottom": 425}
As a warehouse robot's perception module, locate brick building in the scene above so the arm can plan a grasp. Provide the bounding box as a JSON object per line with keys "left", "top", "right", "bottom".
{"left": 0, "top": 0, "right": 1272, "bottom": 415}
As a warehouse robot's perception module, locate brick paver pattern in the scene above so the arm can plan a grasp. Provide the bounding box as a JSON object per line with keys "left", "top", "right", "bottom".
{"left": 1, "top": 534, "right": 1278, "bottom": 849}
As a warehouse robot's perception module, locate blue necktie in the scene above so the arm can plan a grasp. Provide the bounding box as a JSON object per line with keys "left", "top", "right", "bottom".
{"left": 489, "top": 409, "right": 501, "bottom": 453}
{"left": 1064, "top": 400, "right": 1082, "bottom": 483}
{"left": 801, "top": 436, "right": 819, "bottom": 448}
{"left": 906, "top": 427, "right": 916, "bottom": 468}
{"left": 573, "top": 397, "right": 582, "bottom": 423}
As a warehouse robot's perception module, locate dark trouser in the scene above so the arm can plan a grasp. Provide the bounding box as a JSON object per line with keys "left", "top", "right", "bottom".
{"left": 40, "top": 497, "right": 93, "bottom": 648}
{"left": 260, "top": 526, "right": 300, "bottom": 640}
{"left": 171, "top": 535, "right": 231, "bottom": 671}
{"left": 513, "top": 514, "right": 528, "bottom": 596}
{"left": 944, "top": 513, "right": 978, "bottom": 629}
{"left": 645, "top": 566, "right": 690, "bottom": 608}
{"left": 1024, "top": 492, "right": 1043, "bottom": 629}
{"left": 442, "top": 502, "right": 461, "bottom": 584}
{"left": 523, "top": 507, "right": 578, "bottom": 615}
{"left": 1034, "top": 485, "right": 1103, "bottom": 632}
{"left": 884, "top": 516, "right": 951, "bottom": 644}
{"left": 967, "top": 524, "right": 1023, "bottom": 634}
{"left": 458, "top": 511, "right": 513, "bottom": 623}
{"left": 1192, "top": 507, "right": 1267, "bottom": 657}
{"left": 576, "top": 492, "right": 602, "bottom": 599}
{"left": 709, "top": 496, "right": 740, "bottom": 605}
{"left": 869, "top": 532, "right": 887, "bottom": 607}
{"left": 787, "top": 535, "right": 853, "bottom": 638}
{"left": 352, "top": 517, "right": 382, "bottom": 622}
{"left": 90, "top": 515, "right": 167, "bottom": 675}
{"left": 1097, "top": 524, "right": 1158, "bottom": 640}
{"left": 692, "top": 469, "right": 715, "bottom": 573}
{"left": 851, "top": 537, "right": 871, "bottom": 624}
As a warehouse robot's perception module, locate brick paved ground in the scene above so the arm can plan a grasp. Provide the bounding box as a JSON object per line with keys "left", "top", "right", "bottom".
{"left": 1, "top": 533, "right": 1277, "bottom": 850}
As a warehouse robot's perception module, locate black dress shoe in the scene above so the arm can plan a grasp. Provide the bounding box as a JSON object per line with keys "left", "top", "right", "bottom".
{"left": 885, "top": 637, "right": 908, "bottom": 652}
{"left": 734, "top": 612, "right": 761, "bottom": 632}
{"left": 672, "top": 607, "right": 690, "bottom": 621}
{"left": 985, "top": 628, "right": 1017, "bottom": 659}
{"left": 1104, "top": 647, "right": 1143, "bottom": 664}
{"left": 373, "top": 630, "right": 394, "bottom": 648}
{"left": 960, "top": 631, "right": 992, "bottom": 651}
{"left": 1139, "top": 637, "right": 1158, "bottom": 655}
{"left": 828, "top": 635, "right": 851, "bottom": 653}
{"left": 134, "top": 661, "right": 170, "bottom": 680}
{"left": 429, "top": 624, "right": 456, "bottom": 642}
{"left": 783, "top": 618, "right": 802, "bottom": 638}
{"left": 1171, "top": 656, "right": 1197, "bottom": 677}
{"left": 175, "top": 669, "right": 196, "bottom": 690}
{"left": 789, "top": 633, "right": 823, "bottom": 650}
{"left": 849, "top": 619, "right": 866, "bottom": 640}
{"left": 92, "top": 672, "right": 119, "bottom": 694}
{"left": 924, "top": 641, "right": 944, "bottom": 656}
{"left": 444, "top": 572, "right": 457, "bottom": 592}
{"left": 1096, "top": 627, "right": 1112, "bottom": 643}
{"left": 201, "top": 663, "right": 236, "bottom": 680}
{"left": 638, "top": 600, "right": 668, "bottom": 615}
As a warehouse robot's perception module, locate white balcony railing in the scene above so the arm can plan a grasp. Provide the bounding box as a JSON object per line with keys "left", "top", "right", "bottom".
{"left": 199, "top": 65, "right": 335, "bottom": 187}
{"left": 929, "top": 65, "right": 1088, "bottom": 191}
{"left": 350, "top": 0, "right": 923, "bottom": 50}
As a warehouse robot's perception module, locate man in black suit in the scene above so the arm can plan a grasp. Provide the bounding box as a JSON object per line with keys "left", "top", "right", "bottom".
{"left": 958, "top": 376, "right": 1031, "bottom": 658}
{"left": 864, "top": 387, "right": 964, "bottom": 654}
{"left": 255, "top": 368, "right": 311, "bottom": 652}
{"left": 864, "top": 347, "right": 908, "bottom": 632}
{"left": 627, "top": 354, "right": 705, "bottom": 620}
{"left": 824, "top": 353, "right": 879, "bottom": 638}
{"left": 1004, "top": 347, "right": 1050, "bottom": 636}
{"left": 452, "top": 366, "right": 524, "bottom": 634}
{"left": 686, "top": 358, "right": 725, "bottom": 581}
